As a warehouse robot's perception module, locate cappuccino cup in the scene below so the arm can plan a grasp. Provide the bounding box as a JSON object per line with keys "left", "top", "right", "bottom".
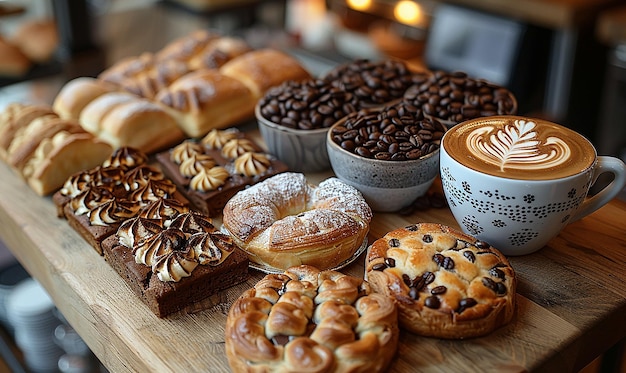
{"left": 440, "top": 115, "right": 626, "bottom": 255}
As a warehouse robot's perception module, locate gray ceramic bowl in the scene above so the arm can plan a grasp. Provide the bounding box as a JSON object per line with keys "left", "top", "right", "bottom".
{"left": 326, "top": 117, "right": 441, "bottom": 212}
{"left": 256, "top": 104, "right": 331, "bottom": 173}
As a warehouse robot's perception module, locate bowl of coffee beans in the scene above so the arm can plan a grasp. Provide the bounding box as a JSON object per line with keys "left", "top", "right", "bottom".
{"left": 402, "top": 70, "right": 517, "bottom": 128}
{"left": 327, "top": 102, "right": 446, "bottom": 212}
{"left": 256, "top": 79, "right": 359, "bottom": 173}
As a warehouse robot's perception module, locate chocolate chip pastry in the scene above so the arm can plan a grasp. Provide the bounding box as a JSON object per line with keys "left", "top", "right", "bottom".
{"left": 366, "top": 223, "right": 516, "bottom": 339}
{"left": 225, "top": 265, "right": 399, "bottom": 372}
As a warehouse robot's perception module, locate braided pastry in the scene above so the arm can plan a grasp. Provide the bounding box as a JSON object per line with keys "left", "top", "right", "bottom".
{"left": 226, "top": 265, "right": 398, "bottom": 372}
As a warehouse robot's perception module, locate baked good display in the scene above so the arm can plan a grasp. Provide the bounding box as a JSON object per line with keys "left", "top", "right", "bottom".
{"left": 222, "top": 172, "right": 372, "bottom": 271}
{"left": 365, "top": 223, "right": 516, "bottom": 339}
{"left": 101, "top": 210, "right": 249, "bottom": 317}
{"left": 155, "top": 128, "right": 289, "bottom": 216}
{"left": 53, "top": 77, "right": 120, "bottom": 120}
{"left": 225, "top": 265, "right": 398, "bottom": 372}
{"left": 54, "top": 147, "right": 186, "bottom": 254}
{"left": 79, "top": 92, "right": 185, "bottom": 154}
{"left": 220, "top": 48, "right": 312, "bottom": 101}
{"left": 154, "top": 69, "right": 257, "bottom": 137}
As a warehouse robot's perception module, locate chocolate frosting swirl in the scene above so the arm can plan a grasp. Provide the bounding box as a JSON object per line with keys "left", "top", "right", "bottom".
{"left": 103, "top": 147, "right": 148, "bottom": 171}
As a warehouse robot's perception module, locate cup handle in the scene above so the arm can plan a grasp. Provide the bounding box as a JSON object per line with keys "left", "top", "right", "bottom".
{"left": 571, "top": 156, "right": 626, "bottom": 222}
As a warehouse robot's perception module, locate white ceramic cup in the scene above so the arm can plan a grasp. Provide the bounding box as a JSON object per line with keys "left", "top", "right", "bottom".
{"left": 440, "top": 116, "right": 626, "bottom": 256}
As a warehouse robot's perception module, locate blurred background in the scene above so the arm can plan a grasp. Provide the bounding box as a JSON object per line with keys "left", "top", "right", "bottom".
{"left": 0, "top": 0, "right": 625, "bottom": 372}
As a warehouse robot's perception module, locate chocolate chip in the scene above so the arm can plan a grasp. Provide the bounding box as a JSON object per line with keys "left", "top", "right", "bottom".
{"left": 372, "top": 262, "right": 387, "bottom": 271}
{"left": 424, "top": 296, "right": 441, "bottom": 309}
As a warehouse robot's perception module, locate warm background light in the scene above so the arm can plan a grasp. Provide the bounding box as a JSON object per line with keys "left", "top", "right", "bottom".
{"left": 394, "top": 0, "right": 422, "bottom": 25}
{"left": 346, "top": 0, "right": 372, "bottom": 12}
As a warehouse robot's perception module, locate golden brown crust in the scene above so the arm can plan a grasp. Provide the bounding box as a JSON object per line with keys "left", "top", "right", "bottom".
{"left": 155, "top": 29, "right": 221, "bottom": 63}
{"left": 79, "top": 92, "right": 184, "bottom": 154}
{"left": 53, "top": 77, "right": 119, "bottom": 120}
{"left": 222, "top": 173, "right": 372, "bottom": 271}
{"left": 365, "top": 223, "right": 516, "bottom": 339}
{"left": 225, "top": 265, "right": 398, "bottom": 373}
{"left": 11, "top": 19, "right": 59, "bottom": 62}
{"left": 27, "top": 133, "right": 112, "bottom": 196}
{"left": 187, "top": 36, "right": 252, "bottom": 70}
{"left": 0, "top": 36, "right": 31, "bottom": 77}
{"left": 154, "top": 69, "right": 256, "bottom": 138}
{"left": 0, "top": 104, "right": 56, "bottom": 159}
{"left": 220, "top": 48, "right": 312, "bottom": 100}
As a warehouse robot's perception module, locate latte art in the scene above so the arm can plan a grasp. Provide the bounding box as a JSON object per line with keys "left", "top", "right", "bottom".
{"left": 443, "top": 116, "right": 596, "bottom": 180}
{"left": 467, "top": 120, "right": 571, "bottom": 172}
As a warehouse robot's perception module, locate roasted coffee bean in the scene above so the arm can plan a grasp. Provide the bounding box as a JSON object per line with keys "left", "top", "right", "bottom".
{"left": 402, "top": 70, "right": 516, "bottom": 125}
{"left": 384, "top": 257, "right": 396, "bottom": 267}
{"left": 423, "top": 234, "right": 433, "bottom": 243}
{"left": 258, "top": 79, "right": 358, "bottom": 130}
{"left": 433, "top": 253, "right": 445, "bottom": 265}
{"left": 424, "top": 296, "right": 441, "bottom": 309}
{"left": 330, "top": 102, "right": 444, "bottom": 161}
{"left": 489, "top": 267, "right": 505, "bottom": 280}
{"left": 422, "top": 271, "right": 435, "bottom": 285}
{"left": 443, "top": 257, "right": 455, "bottom": 270}
{"left": 431, "top": 285, "right": 447, "bottom": 295}
{"left": 459, "top": 297, "right": 477, "bottom": 308}
{"left": 402, "top": 273, "right": 412, "bottom": 286}
{"left": 323, "top": 59, "right": 428, "bottom": 107}
{"left": 372, "top": 262, "right": 387, "bottom": 271}
{"left": 482, "top": 277, "right": 499, "bottom": 293}
{"left": 475, "top": 240, "right": 491, "bottom": 249}
{"left": 412, "top": 276, "right": 425, "bottom": 290}
{"left": 463, "top": 250, "right": 476, "bottom": 263}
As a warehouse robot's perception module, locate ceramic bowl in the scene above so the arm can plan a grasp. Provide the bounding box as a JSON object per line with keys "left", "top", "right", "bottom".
{"left": 326, "top": 114, "right": 442, "bottom": 212}
{"left": 256, "top": 102, "right": 332, "bottom": 173}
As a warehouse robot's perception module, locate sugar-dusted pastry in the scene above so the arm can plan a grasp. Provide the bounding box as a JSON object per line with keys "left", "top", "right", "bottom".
{"left": 222, "top": 173, "right": 372, "bottom": 271}
{"left": 365, "top": 223, "right": 516, "bottom": 339}
{"left": 225, "top": 265, "right": 398, "bottom": 372}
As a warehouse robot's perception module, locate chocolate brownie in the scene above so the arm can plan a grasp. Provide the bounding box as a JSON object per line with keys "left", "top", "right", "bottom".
{"left": 155, "top": 128, "right": 288, "bottom": 216}
{"left": 102, "top": 212, "right": 249, "bottom": 317}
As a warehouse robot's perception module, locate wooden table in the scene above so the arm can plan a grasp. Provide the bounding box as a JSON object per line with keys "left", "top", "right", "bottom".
{"left": 0, "top": 135, "right": 625, "bottom": 372}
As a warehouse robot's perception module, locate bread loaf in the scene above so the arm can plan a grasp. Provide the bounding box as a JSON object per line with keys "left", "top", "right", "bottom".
{"left": 186, "top": 36, "right": 251, "bottom": 70}
{"left": 25, "top": 132, "right": 113, "bottom": 196}
{"left": 0, "top": 104, "right": 56, "bottom": 159}
{"left": 220, "top": 49, "right": 312, "bottom": 100}
{"left": 79, "top": 92, "right": 184, "bottom": 153}
{"left": 11, "top": 19, "right": 59, "bottom": 63}
{"left": 154, "top": 69, "right": 256, "bottom": 137}
{"left": 53, "top": 77, "right": 119, "bottom": 120}
{"left": 0, "top": 36, "right": 31, "bottom": 77}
